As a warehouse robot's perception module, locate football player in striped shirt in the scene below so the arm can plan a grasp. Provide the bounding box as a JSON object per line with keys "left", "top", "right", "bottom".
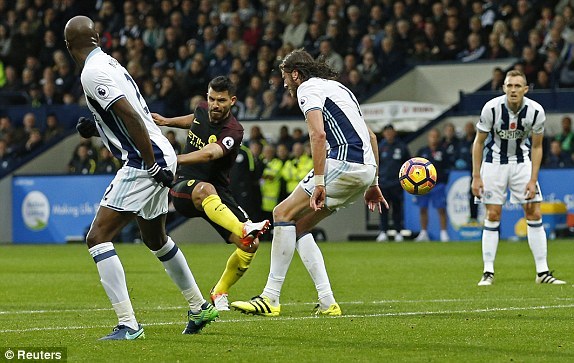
{"left": 231, "top": 49, "right": 388, "bottom": 316}
{"left": 65, "top": 16, "right": 217, "bottom": 340}
{"left": 472, "top": 70, "right": 565, "bottom": 286}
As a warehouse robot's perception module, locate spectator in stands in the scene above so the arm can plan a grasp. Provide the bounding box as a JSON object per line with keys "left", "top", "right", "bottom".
{"left": 0, "top": 139, "right": 13, "bottom": 173}
{"left": 534, "top": 70, "right": 552, "bottom": 89}
{"left": 276, "top": 126, "right": 293, "bottom": 152}
{"left": 68, "top": 143, "right": 97, "bottom": 175}
{"left": 344, "top": 69, "right": 366, "bottom": 101}
{"left": 243, "top": 16, "right": 263, "bottom": 50}
{"left": 260, "top": 90, "right": 279, "bottom": 119}
{"left": 141, "top": 15, "right": 165, "bottom": 50}
{"left": 555, "top": 115, "right": 574, "bottom": 154}
{"left": 520, "top": 45, "right": 544, "bottom": 85}
{"left": 158, "top": 75, "right": 184, "bottom": 118}
{"left": 281, "top": 141, "right": 313, "bottom": 195}
{"left": 442, "top": 122, "right": 459, "bottom": 169}
{"left": 414, "top": 128, "right": 450, "bottom": 242}
{"left": 243, "top": 95, "right": 261, "bottom": 120}
{"left": 0, "top": 24, "right": 12, "bottom": 59}
{"left": 485, "top": 32, "right": 510, "bottom": 60}
{"left": 20, "top": 128, "right": 43, "bottom": 155}
{"left": 455, "top": 121, "right": 479, "bottom": 224}
{"left": 545, "top": 139, "right": 573, "bottom": 168}
{"left": 96, "top": 146, "right": 121, "bottom": 174}
{"left": 457, "top": 33, "right": 486, "bottom": 63}
{"left": 376, "top": 124, "right": 410, "bottom": 242}
{"left": 357, "top": 51, "right": 382, "bottom": 91}
{"left": 439, "top": 30, "right": 462, "bottom": 61}
{"left": 318, "top": 38, "right": 343, "bottom": 73}
{"left": 165, "top": 130, "right": 182, "bottom": 155}
{"left": 44, "top": 113, "right": 64, "bottom": 143}
{"left": 282, "top": 10, "right": 308, "bottom": 48}
{"left": 275, "top": 91, "right": 300, "bottom": 117}
{"left": 379, "top": 36, "right": 406, "bottom": 79}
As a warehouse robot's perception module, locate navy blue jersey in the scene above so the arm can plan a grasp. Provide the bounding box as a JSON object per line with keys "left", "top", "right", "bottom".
{"left": 416, "top": 146, "right": 450, "bottom": 184}
{"left": 378, "top": 138, "right": 411, "bottom": 189}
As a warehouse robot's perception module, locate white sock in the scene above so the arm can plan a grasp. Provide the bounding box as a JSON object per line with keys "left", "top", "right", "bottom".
{"left": 89, "top": 242, "right": 138, "bottom": 330}
{"left": 296, "top": 233, "right": 336, "bottom": 309}
{"left": 262, "top": 223, "right": 297, "bottom": 306}
{"left": 526, "top": 219, "right": 549, "bottom": 273}
{"left": 152, "top": 237, "right": 205, "bottom": 311}
{"left": 482, "top": 220, "right": 500, "bottom": 273}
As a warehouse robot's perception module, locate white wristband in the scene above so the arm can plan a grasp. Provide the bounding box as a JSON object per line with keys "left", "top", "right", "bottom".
{"left": 314, "top": 174, "right": 325, "bottom": 186}
{"left": 371, "top": 176, "right": 379, "bottom": 187}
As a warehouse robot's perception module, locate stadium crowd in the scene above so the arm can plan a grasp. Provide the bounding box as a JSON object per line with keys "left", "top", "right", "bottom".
{"left": 2, "top": 0, "right": 574, "bottom": 178}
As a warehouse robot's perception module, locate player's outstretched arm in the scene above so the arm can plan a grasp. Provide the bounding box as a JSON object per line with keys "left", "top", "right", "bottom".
{"left": 151, "top": 112, "right": 194, "bottom": 129}
{"left": 177, "top": 143, "right": 224, "bottom": 165}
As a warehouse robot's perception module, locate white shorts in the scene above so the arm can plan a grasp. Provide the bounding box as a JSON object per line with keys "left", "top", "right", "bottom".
{"left": 299, "top": 159, "right": 376, "bottom": 210}
{"left": 100, "top": 162, "right": 177, "bottom": 220}
{"left": 478, "top": 161, "right": 543, "bottom": 205}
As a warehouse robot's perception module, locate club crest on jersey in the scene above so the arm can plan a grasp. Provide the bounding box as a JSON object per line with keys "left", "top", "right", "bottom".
{"left": 95, "top": 84, "right": 110, "bottom": 99}
{"left": 222, "top": 136, "right": 234, "bottom": 149}
{"left": 208, "top": 135, "right": 217, "bottom": 144}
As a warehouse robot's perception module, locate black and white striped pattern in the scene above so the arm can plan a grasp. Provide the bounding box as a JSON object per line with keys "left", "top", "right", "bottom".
{"left": 477, "top": 95, "right": 545, "bottom": 164}
{"left": 535, "top": 272, "right": 566, "bottom": 284}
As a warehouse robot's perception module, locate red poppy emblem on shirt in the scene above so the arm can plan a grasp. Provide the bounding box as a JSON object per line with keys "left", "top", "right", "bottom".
{"left": 510, "top": 122, "right": 516, "bottom": 130}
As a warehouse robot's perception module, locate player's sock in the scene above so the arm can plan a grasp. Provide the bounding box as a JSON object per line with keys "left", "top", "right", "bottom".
{"left": 202, "top": 194, "right": 244, "bottom": 237}
{"left": 296, "top": 232, "right": 336, "bottom": 309}
{"left": 213, "top": 248, "right": 256, "bottom": 293}
{"left": 526, "top": 219, "right": 549, "bottom": 273}
{"left": 152, "top": 237, "right": 205, "bottom": 311}
{"left": 262, "top": 223, "right": 297, "bottom": 306}
{"left": 89, "top": 242, "right": 138, "bottom": 330}
{"left": 482, "top": 220, "right": 500, "bottom": 273}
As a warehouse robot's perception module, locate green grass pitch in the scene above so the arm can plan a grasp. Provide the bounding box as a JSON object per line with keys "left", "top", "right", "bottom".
{"left": 1, "top": 240, "right": 574, "bottom": 362}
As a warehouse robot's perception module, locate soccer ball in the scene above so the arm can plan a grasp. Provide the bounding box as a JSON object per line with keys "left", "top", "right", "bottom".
{"left": 398, "top": 157, "right": 437, "bottom": 195}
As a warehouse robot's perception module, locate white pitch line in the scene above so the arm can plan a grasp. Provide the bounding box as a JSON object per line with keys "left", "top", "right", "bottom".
{"left": 2, "top": 297, "right": 572, "bottom": 316}
{"left": 1, "top": 304, "right": 574, "bottom": 334}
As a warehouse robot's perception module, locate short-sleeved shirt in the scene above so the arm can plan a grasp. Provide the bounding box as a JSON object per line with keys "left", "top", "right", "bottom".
{"left": 82, "top": 47, "right": 175, "bottom": 169}
{"left": 477, "top": 95, "right": 545, "bottom": 164}
{"left": 296, "top": 77, "right": 376, "bottom": 167}
{"left": 176, "top": 106, "right": 243, "bottom": 188}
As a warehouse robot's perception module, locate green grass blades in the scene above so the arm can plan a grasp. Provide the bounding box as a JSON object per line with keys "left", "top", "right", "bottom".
{"left": 1, "top": 240, "right": 573, "bottom": 362}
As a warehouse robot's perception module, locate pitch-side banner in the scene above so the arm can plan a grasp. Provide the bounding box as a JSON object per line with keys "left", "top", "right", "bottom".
{"left": 12, "top": 175, "right": 113, "bottom": 244}
{"left": 404, "top": 170, "right": 574, "bottom": 241}
{"left": 361, "top": 101, "right": 449, "bottom": 131}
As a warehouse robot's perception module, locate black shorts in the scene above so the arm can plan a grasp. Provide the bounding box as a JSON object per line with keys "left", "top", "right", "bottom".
{"left": 170, "top": 179, "right": 249, "bottom": 242}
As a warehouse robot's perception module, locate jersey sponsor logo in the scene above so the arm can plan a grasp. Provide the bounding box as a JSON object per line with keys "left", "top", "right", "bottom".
{"left": 222, "top": 136, "right": 234, "bottom": 149}
{"left": 95, "top": 84, "right": 110, "bottom": 99}
{"left": 299, "top": 96, "right": 308, "bottom": 106}
{"left": 188, "top": 130, "right": 205, "bottom": 149}
{"left": 208, "top": 135, "right": 217, "bottom": 144}
{"left": 497, "top": 129, "right": 528, "bottom": 139}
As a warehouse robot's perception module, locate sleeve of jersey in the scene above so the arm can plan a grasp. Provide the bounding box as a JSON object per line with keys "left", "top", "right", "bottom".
{"left": 476, "top": 104, "right": 493, "bottom": 132}
{"left": 297, "top": 81, "right": 324, "bottom": 116}
{"left": 532, "top": 107, "right": 545, "bottom": 134}
{"left": 82, "top": 68, "right": 126, "bottom": 112}
{"left": 217, "top": 125, "right": 243, "bottom": 155}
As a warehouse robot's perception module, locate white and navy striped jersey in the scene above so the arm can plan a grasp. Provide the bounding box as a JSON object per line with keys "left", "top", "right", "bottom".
{"left": 297, "top": 77, "right": 376, "bottom": 167}
{"left": 476, "top": 94, "right": 545, "bottom": 164}
{"left": 81, "top": 47, "right": 175, "bottom": 169}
